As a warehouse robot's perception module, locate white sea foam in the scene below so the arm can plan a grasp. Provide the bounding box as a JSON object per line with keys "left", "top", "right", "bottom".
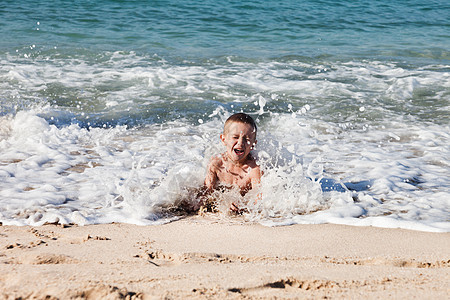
{"left": 0, "top": 108, "right": 448, "bottom": 232}
{"left": 0, "top": 52, "right": 449, "bottom": 231}
{"left": 2, "top": 53, "right": 448, "bottom": 115}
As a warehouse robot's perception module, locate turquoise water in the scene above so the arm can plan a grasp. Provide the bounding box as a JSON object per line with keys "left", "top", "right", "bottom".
{"left": 0, "top": 0, "right": 449, "bottom": 230}
{"left": 2, "top": 0, "right": 449, "bottom": 59}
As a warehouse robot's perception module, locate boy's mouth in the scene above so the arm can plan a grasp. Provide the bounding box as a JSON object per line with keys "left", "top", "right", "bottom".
{"left": 234, "top": 149, "right": 244, "bottom": 155}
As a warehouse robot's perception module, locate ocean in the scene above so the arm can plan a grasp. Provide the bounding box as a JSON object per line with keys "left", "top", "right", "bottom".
{"left": 0, "top": 0, "right": 449, "bottom": 231}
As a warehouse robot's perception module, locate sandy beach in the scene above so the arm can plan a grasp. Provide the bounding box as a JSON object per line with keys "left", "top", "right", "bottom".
{"left": 0, "top": 216, "right": 448, "bottom": 299}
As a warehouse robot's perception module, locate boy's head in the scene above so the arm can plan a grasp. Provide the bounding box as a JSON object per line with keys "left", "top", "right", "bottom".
{"left": 223, "top": 113, "right": 257, "bottom": 136}
{"left": 221, "top": 113, "right": 257, "bottom": 164}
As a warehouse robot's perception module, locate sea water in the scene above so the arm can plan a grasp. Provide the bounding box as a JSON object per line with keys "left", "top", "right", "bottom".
{"left": 0, "top": 0, "right": 449, "bottom": 231}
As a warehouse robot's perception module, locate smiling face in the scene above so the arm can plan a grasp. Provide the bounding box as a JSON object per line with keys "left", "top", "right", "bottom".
{"left": 220, "top": 121, "right": 257, "bottom": 164}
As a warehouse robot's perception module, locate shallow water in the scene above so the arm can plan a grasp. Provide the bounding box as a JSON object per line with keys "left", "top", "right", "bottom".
{"left": 0, "top": 0, "right": 449, "bottom": 231}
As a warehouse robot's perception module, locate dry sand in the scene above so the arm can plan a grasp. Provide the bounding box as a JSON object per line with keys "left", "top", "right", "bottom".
{"left": 0, "top": 215, "right": 448, "bottom": 299}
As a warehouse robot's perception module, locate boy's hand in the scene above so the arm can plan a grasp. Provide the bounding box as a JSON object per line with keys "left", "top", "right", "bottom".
{"left": 230, "top": 202, "right": 248, "bottom": 215}
{"left": 230, "top": 202, "right": 240, "bottom": 212}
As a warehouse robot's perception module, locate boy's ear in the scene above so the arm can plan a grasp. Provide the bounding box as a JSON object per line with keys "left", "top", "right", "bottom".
{"left": 220, "top": 134, "right": 225, "bottom": 144}
{"left": 252, "top": 139, "right": 257, "bottom": 149}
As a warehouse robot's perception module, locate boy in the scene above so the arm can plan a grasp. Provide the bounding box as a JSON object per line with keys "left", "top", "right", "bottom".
{"left": 204, "top": 113, "right": 262, "bottom": 211}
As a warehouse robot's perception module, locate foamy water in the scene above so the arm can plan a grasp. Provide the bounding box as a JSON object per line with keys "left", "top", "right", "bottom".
{"left": 0, "top": 101, "right": 448, "bottom": 232}
{"left": 1, "top": 0, "right": 449, "bottom": 231}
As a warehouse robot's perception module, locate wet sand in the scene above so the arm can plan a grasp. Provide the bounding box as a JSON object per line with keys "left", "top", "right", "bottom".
{"left": 0, "top": 216, "right": 448, "bottom": 299}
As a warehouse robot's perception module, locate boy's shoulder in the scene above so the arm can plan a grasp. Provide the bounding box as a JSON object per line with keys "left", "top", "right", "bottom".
{"left": 208, "top": 154, "right": 225, "bottom": 167}
{"left": 246, "top": 154, "right": 259, "bottom": 168}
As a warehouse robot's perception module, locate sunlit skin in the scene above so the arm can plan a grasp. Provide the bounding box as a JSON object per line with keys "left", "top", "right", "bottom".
{"left": 204, "top": 121, "right": 261, "bottom": 210}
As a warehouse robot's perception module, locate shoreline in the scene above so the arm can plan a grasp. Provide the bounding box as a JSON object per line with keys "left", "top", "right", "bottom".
{"left": 0, "top": 216, "right": 449, "bottom": 299}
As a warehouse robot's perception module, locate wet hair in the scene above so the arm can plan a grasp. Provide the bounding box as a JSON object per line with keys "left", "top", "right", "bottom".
{"left": 223, "top": 113, "right": 257, "bottom": 135}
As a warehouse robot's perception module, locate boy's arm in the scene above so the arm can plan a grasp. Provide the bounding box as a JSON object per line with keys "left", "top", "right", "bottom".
{"left": 195, "top": 159, "right": 219, "bottom": 211}
{"left": 250, "top": 166, "right": 262, "bottom": 203}
{"left": 250, "top": 165, "right": 262, "bottom": 189}
{"left": 204, "top": 157, "right": 220, "bottom": 191}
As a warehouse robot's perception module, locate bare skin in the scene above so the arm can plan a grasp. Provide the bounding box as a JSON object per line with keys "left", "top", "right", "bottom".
{"left": 205, "top": 153, "right": 261, "bottom": 194}
{"left": 204, "top": 121, "right": 261, "bottom": 211}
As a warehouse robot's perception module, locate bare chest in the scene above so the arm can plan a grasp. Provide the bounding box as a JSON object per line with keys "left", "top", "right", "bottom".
{"left": 216, "top": 164, "right": 252, "bottom": 190}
